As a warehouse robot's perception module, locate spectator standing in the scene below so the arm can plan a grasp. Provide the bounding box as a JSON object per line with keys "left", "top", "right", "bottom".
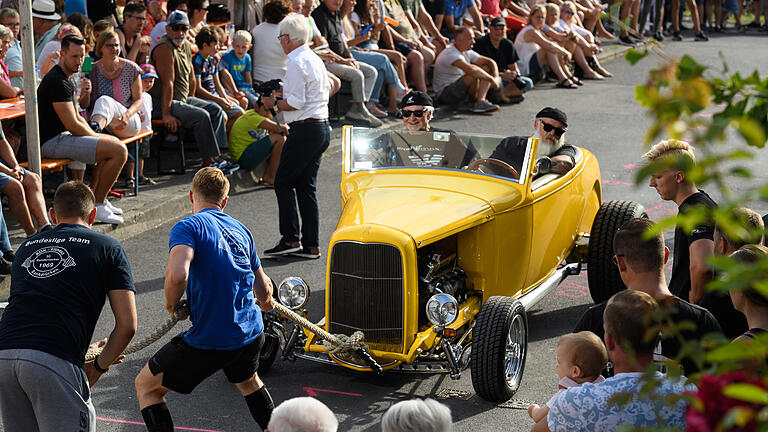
{"left": 0, "top": 8, "right": 22, "bottom": 88}
{"left": 535, "top": 290, "right": 696, "bottom": 432}
{"left": 0, "top": 181, "right": 137, "bottom": 431}
{"left": 37, "top": 35, "right": 129, "bottom": 224}
{"left": 32, "top": 0, "right": 62, "bottom": 60}
{"left": 88, "top": 0, "right": 119, "bottom": 24}
{"left": 729, "top": 245, "right": 768, "bottom": 344}
{"left": 263, "top": 13, "right": 331, "bottom": 259}
{"left": 573, "top": 218, "right": 723, "bottom": 375}
{"left": 381, "top": 399, "right": 453, "bottom": 432}
{"left": 432, "top": 26, "right": 500, "bottom": 113}
{"left": 643, "top": 139, "right": 716, "bottom": 304}
{"left": 269, "top": 397, "right": 339, "bottom": 432}
{"left": 118, "top": 2, "right": 153, "bottom": 64}
{"left": 313, "top": 0, "right": 383, "bottom": 127}
{"left": 220, "top": 30, "right": 259, "bottom": 107}
{"left": 149, "top": 11, "right": 237, "bottom": 173}
{"left": 135, "top": 167, "right": 276, "bottom": 431}
{"left": 472, "top": 17, "right": 532, "bottom": 104}
{"left": 250, "top": 1, "right": 289, "bottom": 83}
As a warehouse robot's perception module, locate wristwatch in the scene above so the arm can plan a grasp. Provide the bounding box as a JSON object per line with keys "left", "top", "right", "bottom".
{"left": 92, "top": 354, "right": 109, "bottom": 374}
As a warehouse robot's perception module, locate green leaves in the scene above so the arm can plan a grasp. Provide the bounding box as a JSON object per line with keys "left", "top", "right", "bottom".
{"left": 723, "top": 384, "right": 768, "bottom": 404}
{"left": 626, "top": 48, "right": 650, "bottom": 66}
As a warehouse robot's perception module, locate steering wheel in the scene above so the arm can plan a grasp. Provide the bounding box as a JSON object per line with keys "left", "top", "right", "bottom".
{"left": 467, "top": 158, "right": 520, "bottom": 180}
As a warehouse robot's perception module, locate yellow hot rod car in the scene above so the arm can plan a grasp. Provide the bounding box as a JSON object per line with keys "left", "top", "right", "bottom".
{"left": 262, "top": 127, "right": 645, "bottom": 402}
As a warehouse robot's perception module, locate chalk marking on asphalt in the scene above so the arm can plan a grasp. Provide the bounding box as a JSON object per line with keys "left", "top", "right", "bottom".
{"left": 497, "top": 399, "right": 538, "bottom": 410}
{"left": 97, "top": 417, "right": 225, "bottom": 431}
{"left": 302, "top": 387, "right": 363, "bottom": 397}
{"left": 435, "top": 388, "right": 471, "bottom": 400}
{"left": 602, "top": 180, "right": 633, "bottom": 186}
{"left": 621, "top": 163, "right": 643, "bottom": 169}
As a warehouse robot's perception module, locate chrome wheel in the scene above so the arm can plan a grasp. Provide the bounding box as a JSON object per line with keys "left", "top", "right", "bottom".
{"left": 504, "top": 313, "right": 526, "bottom": 388}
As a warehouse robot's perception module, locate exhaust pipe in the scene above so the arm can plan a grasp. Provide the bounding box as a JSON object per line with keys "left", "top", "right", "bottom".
{"left": 518, "top": 263, "right": 581, "bottom": 310}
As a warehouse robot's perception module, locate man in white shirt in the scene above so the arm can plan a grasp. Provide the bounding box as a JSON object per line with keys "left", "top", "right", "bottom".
{"left": 433, "top": 26, "right": 500, "bottom": 114}
{"left": 263, "top": 13, "right": 331, "bottom": 260}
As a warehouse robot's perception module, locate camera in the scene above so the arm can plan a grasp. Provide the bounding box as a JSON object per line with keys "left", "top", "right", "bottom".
{"left": 255, "top": 79, "right": 282, "bottom": 97}
{"left": 511, "top": 75, "right": 527, "bottom": 90}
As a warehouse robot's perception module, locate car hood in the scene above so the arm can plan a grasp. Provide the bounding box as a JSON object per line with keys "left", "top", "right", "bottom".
{"left": 338, "top": 171, "right": 525, "bottom": 245}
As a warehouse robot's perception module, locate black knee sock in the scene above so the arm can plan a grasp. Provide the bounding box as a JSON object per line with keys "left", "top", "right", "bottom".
{"left": 244, "top": 386, "right": 274, "bottom": 430}
{"left": 140, "top": 403, "right": 174, "bottom": 432}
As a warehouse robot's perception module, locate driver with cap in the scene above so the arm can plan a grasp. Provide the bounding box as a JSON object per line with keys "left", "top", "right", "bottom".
{"left": 490, "top": 107, "right": 576, "bottom": 175}
{"left": 400, "top": 91, "right": 441, "bottom": 132}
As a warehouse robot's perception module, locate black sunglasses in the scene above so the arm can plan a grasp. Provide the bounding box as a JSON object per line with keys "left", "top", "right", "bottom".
{"left": 401, "top": 108, "right": 427, "bottom": 118}
{"left": 541, "top": 121, "right": 566, "bottom": 137}
{"left": 171, "top": 25, "right": 189, "bottom": 32}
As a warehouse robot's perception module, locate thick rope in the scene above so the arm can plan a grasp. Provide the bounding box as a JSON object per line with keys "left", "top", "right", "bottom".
{"left": 84, "top": 302, "right": 190, "bottom": 361}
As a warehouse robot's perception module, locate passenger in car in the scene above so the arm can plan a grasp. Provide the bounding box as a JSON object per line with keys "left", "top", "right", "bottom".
{"left": 490, "top": 106, "right": 577, "bottom": 175}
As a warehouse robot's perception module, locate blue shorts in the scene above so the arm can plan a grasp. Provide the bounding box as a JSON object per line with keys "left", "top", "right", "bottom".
{"left": 0, "top": 159, "right": 28, "bottom": 191}
{"left": 394, "top": 41, "right": 414, "bottom": 56}
{"left": 528, "top": 55, "right": 541, "bottom": 77}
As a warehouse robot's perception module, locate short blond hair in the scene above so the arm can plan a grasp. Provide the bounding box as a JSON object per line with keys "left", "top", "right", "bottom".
{"left": 193, "top": 167, "right": 229, "bottom": 205}
{"left": 545, "top": 3, "right": 559, "bottom": 15}
{"left": 642, "top": 139, "right": 697, "bottom": 165}
{"left": 527, "top": 4, "right": 546, "bottom": 25}
{"left": 233, "top": 29, "right": 252, "bottom": 44}
{"left": 558, "top": 331, "right": 608, "bottom": 380}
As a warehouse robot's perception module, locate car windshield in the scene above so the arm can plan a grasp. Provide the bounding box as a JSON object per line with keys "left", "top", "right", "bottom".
{"left": 344, "top": 128, "right": 533, "bottom": 183}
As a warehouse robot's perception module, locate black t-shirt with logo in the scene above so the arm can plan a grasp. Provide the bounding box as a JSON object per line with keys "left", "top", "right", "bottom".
{"left": 0, "top": 224, "right": 134, "bottom": 367}
{"left": 36, "top": 64, "right": 76, "bottom": 144}
{"left": 472, "top": 34, "right": 519, "bottom": 71}
{"left": 669, "top": 191, "right": 717, "bottom": 301}
{"left": 573, "top": 295, "right": 722, "bottom": 375}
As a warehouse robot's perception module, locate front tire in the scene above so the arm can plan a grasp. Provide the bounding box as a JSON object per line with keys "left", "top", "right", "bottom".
{"left": 471, "top": 297, "right": 527, "bottom": 402}
{"left": 257, "top": 330, "right": 280, "bottom": 374}
{"left": 587, "top": 200, "right": 647, "bottom": 303}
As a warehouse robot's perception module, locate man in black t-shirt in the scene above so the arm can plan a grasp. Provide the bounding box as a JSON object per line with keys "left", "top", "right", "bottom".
{"left": 472, "top": 17, "right": 533, "bottom": 104}
{"left": 0, "top": 181, "right": 137, "bottom": 431}
{"left": 37, "top": 35, "right": 129, "bottom": 225}
{"left": 573, "top": 218, "right": 722, "bottom": 375}
{"left": 643, "top": 139, "right": 716, "bottom": 304}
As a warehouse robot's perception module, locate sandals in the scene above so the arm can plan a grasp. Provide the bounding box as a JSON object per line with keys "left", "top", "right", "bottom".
{"left": 126, "top": 177, "right": 136, "bottom": 189}
{"left": 566, "top": 75, "right": 584, "bottom": 86}
{"left": 556, "top": 78, "right": 579, "bottom": 89}
{"left": 139, "top": 176, "right": 157, "bottom": 185}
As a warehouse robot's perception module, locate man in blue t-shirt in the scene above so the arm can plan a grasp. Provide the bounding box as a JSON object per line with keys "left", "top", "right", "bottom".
{"left": 135, "top": 167, "right": 276, "bottom": 432}
{"left": 0, "top": 181, "right": 137, "bottom": 431}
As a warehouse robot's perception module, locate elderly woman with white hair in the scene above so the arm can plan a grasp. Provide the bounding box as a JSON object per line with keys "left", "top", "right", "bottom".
{"left": 268, "top": 397, "right": 338, "bottom": 432}
{"left": 381, "top": 398, "right": 453, "bottom": 432}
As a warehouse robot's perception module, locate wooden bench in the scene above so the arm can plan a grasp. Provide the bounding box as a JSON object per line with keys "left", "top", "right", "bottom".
{"left": 20, "top": 158, "right": 74, "bottom": 172}
{"left": 151, "top": 119, "right": 186, "bottom": 175}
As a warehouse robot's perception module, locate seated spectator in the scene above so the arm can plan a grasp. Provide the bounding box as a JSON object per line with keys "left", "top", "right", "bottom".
{"left": 557, "top": 2, "right": 611, "bottom": 77}
{"left": 118, "top": 2, "right": 152, "bottom": 64}
{"left": 37, "top": 24, "right": 82, "bottom": 75}
{"left": 381, "top": 398, "right": 452, "bottom": 432}
{"left": 144, "top": 0, "right": 168, "bottom": 36}
{"left": 89, "top": 19, "right": 115, "bottom": 60}
{"left": 535, "top": 290, "right": 696, "bottom": 431}
{"left": 313, "top": 0, "right": 383, "bottom": 127}
{"left": 37, "top": 35, "right": 128, "bottom": 224}
{"left": 186, "top": 0, "right": 209, "bottom": 42}
{"left": 149, "top": 11, "right": 237, "bottom": 174}
{"left": 192, "top": 26, "right": 244, "bottom": 133}
{"left": 541, "top": 3, "right": 603, "bottom": 82}
{"left": 66, "top": 13, "right": 95, "bottom": 54}
{"left": 573, "top": 218, "right": 723, "bottom": 375}
{"left": 707, "top": 207, "right": 763, "bottom": 338}
{"left": 380, "top": 0, "right": 433, "bottom": 93}
{"left": 340, "top": 0, "right": 409, "bottom": 117}
{"left": 32, "top": 0, "right": 62, "bottom": 60}
{"left": 423, "top": 0, "right": 446, "bottom": 36}
{"left": 500, "top": 0, "right": 528, "bottom": 34}
{"left": 290, "top": 0, "right": 343, "bottom": 96}
{"left": 251, "top": 0, "right": 289, "bottom": 83}
{"left": 229, "top": 92, "right": 288, "bottom": 185}
{"left": 150, "top": 0, "right": 189, "bottom": 49}
{"left": 513, "top": 5, "right": 577, "bottom": 89}
{"left": 0, "top": 24, "right": 21, "bottom": 99}
{"left": 220, "top": 30, "right": 259, "bottom": 108}
{"left": 472, "top": 17, "right": 532, "bottom": 104}
{"left": 528, "top": 331, "right": 608, "bottom": 423}
{"left": 0, "top": 8, "right": 22, "bottom": 88}
{"left": 268, "top": 397, "right": 338, "bottom": 432}
{"left": 124, "top": 64, "right": 157, "bottom": 188}
{"left": 729, "top": 245, "right": 768, "bottom": 366}
{"left": 432, "top": 26, "right": 500, "bottom": 113}
{"left": 443, "top": 0, "right": 484, "bottom": 35}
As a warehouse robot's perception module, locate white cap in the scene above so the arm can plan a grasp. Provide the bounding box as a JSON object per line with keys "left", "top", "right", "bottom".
{"left": 31, "top": 0, "right": 61, "bottom": 20}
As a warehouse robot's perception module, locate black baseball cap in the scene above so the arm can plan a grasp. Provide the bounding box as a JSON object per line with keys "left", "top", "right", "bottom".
{"left": 490, "top": 17, "right": 506, "bottom": 27}
{"left": 536, "top": 107, "right": 568, "bottom": 127}
{"left": 399, "top": 91, "right": 433, "bottom": 109}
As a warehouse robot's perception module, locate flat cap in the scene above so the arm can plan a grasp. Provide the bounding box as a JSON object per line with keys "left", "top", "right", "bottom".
{"left": 536, "top": 107, "right": 567, "bottom": 127}
{"left": 400, "top": 91, "right": 433, "bottom": 109}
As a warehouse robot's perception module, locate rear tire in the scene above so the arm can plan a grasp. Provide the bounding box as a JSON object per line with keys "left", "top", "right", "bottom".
{"left": 587, "top": 200, "right": 647, "bottom": 303}
{"left": 471, "top": 297, "right": 527, "bottom": 402}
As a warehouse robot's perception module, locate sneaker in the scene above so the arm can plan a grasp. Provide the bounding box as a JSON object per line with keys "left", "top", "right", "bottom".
{"left": 264, "top": 241, "right": 302, "bottom": 256}
{"left": 208, "top": 158, "right": 240, "bottom": 176}
{"left": 653, "top": 31, "right": 664, "bottom": 41}
{"left": 618, "top": 35, "right": 637, "bottom": 46}
{"left": 95, "top": 203, "right": 124, "bottom": 224}
{"left": 694, "top": 31, "right": 709, "bottom": 41}
{"left": 345, "top": 105, "right": 375, "bottom": 124}
{"left": 292, "top": 246, "right": 321, "bottom": 259}
{"left": 470, "top": 100, "right": 500, "bottom": 113}
{"left": 508, "top": 95, "right": 525, "bottom": 104}
{"left": 106, "top": 200, "right": 123, "bottom": 215}
{"left": 671, "top": 31, "right": 682, "bottom": 41}
{"left": 366, "top": 103, "right": 388, "bottom": 118}
{"left": 747, "top": 21, "right": 761, "bottom": 29}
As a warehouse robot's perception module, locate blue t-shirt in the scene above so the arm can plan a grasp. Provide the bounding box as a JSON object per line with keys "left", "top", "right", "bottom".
{"left": 445, "top": 0, "right": 475, "bottom": 24}
{"left": 0, "top": 224, "right": 135, "bottom": 367}
{"left": 192, "top": 53, "right": 219, "bottom": 95}
{"left": 547, "top": 372, "right": 696, "bottom": 432}
{"left": 220, "top": 50, "right": 253, "bottom": 90}
{"left": 169, "top": 208, "right": 263, "bottom": 349}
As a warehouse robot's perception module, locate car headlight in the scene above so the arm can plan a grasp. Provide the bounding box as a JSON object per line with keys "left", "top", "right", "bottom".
{"left": 426, "top": 293, "right": 458, "bottom": 326}
{"left": 277, "top": 277, "right": 310, "bottom": 310}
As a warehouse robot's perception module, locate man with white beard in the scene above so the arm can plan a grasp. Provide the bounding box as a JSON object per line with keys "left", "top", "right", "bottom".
{"left": 489, "top": 107, "right": 576, "bottom": 176}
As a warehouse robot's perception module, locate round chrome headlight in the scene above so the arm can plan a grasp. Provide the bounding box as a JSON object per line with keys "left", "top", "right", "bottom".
{"left": 426, "top": 293, "right": 459, "bottom": 326}
{"left": 277, "top": 277, "right": 310, "bottom": 310}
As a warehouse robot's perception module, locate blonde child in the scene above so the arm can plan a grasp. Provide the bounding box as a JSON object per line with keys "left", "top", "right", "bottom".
{"left": 528, "top": 331, "right": 608, "bottom": 423}
{"left": 220, "top": 30, "right": 259, "bottom": 108}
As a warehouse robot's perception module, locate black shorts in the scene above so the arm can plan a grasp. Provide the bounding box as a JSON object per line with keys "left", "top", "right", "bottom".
{"left": 148, "top": 333, "right": 265, "bottom": 394}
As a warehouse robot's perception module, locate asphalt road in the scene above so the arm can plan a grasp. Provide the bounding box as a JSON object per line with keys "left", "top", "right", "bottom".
{"left": 8, "top": 32, "right": 768, "bottom": 432}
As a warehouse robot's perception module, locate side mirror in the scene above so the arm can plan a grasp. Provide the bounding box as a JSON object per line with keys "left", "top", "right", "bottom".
{"left": 535, "top": 156, "right": 552, "bottom": 176}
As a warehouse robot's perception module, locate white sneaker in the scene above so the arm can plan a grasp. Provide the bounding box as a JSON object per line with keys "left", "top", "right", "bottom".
{"left": 106, "top": 200, "right": 123, "bottom": 215}
{"left": 95, "top": 203, "right": 124, "bottom": 224}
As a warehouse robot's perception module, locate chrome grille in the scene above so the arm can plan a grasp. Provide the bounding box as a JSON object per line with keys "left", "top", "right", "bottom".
{"left": 329, "top": 242, "right": 403, "bottom": 351}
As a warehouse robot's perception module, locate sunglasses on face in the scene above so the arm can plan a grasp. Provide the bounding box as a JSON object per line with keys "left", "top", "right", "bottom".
{"left": 401, "top": 108, "right": 427, "bottom": 118}
{"left": 171, "top": 25, "right": 189, "bottom": 32}
{"left": 564, "top": 10, "right": 574, "bottom": 15}
{"left": 541, "top": 121, "right": 566, "bottom": 137}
